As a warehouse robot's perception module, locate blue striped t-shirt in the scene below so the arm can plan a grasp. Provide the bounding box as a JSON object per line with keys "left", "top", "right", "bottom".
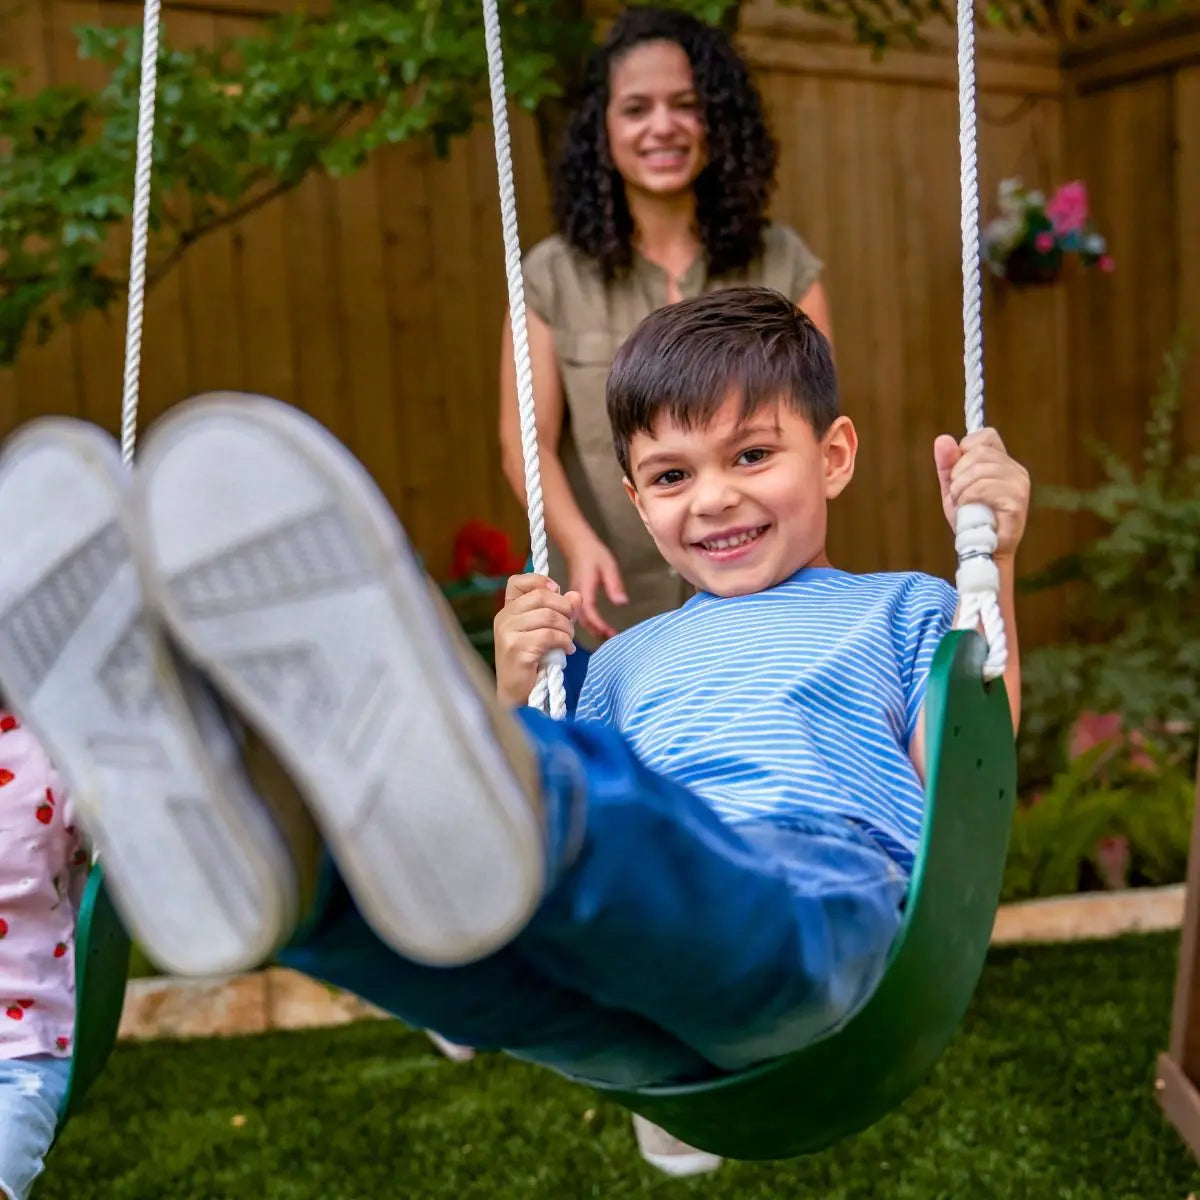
{"left": 575, "top": 568, "right": 959, "bottom": 871}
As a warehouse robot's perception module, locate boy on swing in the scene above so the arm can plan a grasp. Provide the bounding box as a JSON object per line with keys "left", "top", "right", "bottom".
{"left": 0, "top": 286, "right": 1029, "bottom": 1098}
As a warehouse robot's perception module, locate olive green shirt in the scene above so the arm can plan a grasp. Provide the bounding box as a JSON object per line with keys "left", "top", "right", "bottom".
{"left": 522, "top": 222, "right": 823, "bottom": 637}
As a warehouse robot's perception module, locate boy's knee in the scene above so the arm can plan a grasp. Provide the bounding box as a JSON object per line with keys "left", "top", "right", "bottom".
{"left": 683, "top": 887, "right": 902, "bottom": 1072}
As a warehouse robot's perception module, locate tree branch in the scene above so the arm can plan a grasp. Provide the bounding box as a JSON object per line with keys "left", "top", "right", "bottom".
{"left": 142, "top": 173, "right": 305, "bottom": 290}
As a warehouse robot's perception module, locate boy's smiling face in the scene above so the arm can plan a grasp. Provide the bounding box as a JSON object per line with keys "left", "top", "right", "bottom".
{"left": 623, "top": 394, "right": 857, "bottom": 597}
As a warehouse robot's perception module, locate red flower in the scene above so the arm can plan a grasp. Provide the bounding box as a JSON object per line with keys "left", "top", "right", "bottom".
{"left": 450, "top": 521, "right": 525, "bottom": 581}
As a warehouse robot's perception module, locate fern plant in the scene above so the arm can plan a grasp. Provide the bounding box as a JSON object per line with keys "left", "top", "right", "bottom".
{"left": 1019, "top": 331, "right": 1200, "bottom": 785}
{"left": 1003, "top": 728, "right": 1193, "bottom": 901}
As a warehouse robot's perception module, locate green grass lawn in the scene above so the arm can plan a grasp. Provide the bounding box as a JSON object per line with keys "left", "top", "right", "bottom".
{"left": 43, "top": 933, "right": 1200, "bottom": 1199}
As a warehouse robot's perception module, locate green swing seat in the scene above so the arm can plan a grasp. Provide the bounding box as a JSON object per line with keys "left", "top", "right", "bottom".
{"left": 59, "top": 863, "right": 132, "bottom": 1122}
{"left": 592, "top": 628, "right": 1017, "bottom": 1161}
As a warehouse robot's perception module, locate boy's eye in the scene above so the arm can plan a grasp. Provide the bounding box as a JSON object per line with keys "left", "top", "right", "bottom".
{"left": 737, "top": 448, "right": 770, "bottom": 466}
{"left": 652, "top": 469, "right": 687, "bottom": 487}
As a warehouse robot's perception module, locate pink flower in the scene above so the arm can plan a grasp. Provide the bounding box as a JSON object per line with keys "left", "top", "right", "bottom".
{"left": 1034, "top": 231, "right": 1055, "bottom": 254}
{"left": 1068, "top": 711, "right": 1122, "bottom": 761}
{"left": 1047, "top": 180, "right": 1089, "bottom": 235}
{"left": 1099, "top": 255, "right": 1115, "bottom": 273}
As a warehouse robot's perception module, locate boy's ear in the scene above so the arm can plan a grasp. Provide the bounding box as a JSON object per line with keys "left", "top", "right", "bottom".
{"left": 623, "top": 476, "right": 652, "bottom": 528}
{"left": 823, "top": 416, "right": 858, "bottom": 500}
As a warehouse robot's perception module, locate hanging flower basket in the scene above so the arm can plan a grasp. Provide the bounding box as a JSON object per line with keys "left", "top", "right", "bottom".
{"left": 982, "top": 178, "right": 1113, "bottom": 286}
{"left": 1002, "top": 241, "right": 1063, "bottom": 286}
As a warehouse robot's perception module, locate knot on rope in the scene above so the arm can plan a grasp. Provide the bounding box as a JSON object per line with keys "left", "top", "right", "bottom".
{"left": 953, "top": 501, "right": 1000, "bottom": 595}
{"left": 952, "top": 502, "right": 1007, "bottom": 680}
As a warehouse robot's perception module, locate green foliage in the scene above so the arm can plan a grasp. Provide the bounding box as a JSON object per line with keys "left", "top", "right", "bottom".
{"left": 1018, "top": 332, "right": 1200, "bottom": 784}
{"left": 0, "top": 0, "right": 597, "bottom": 362}
{"left": 1002, "top": 735, "right": 1194, "bottom": 902}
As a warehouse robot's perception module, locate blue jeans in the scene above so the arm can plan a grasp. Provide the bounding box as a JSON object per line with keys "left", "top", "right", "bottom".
{"left": 281, "top": 710, "right": 907, "bottom": 1089}
{"left": 0, "top": 1055, "right": 70, "bottom": 1200}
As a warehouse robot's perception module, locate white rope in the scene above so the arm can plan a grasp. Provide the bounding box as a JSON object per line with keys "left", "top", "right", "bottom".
{"left": 953, "top": 0, "right": 1007, "bottom": 681}
{"left": 480, "top": 0, "right": 567, "bottom": 719}
{"left": 119, "top": 0, "right": 162, "bottom": 469}
{"left": 88, "top": 0, "right": 159, "bottom": 870}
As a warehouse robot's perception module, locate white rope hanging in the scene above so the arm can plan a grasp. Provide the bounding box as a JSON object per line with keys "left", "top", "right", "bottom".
{"left": 952, "top": 0, "right": 1007, "bottom": 681}
{"left": 119, "top": 0, "right": 162, "bottom": 468}
{"left": 89, "top": 0, "right": 159, "bottom": 870}
{"left": 481, "top": 0, "right": 568, "bottom": 718}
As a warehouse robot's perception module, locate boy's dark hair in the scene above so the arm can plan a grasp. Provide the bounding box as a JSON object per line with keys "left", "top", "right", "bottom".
{"left": 606, "top": 286, "right": 839, "bottom": 479}
{"left": 554, "top": 6, "right": 778, "bottom": 281}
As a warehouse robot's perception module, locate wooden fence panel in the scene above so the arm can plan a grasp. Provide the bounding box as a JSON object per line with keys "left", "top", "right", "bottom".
{"left": 1063, "top": 12, "right": 1200, "bottom": 475}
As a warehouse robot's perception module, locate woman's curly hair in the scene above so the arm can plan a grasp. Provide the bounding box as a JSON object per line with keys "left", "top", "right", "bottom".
{"left": 554, "top": 6, "right": 778, "bottom": 281}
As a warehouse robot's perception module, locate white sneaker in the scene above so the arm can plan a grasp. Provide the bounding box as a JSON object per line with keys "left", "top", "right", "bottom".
{"left": 129, "top": 392, "right": 546, "bottom": 968}
{"left": 424, "top": 1031, "right": 477, "bottom": 1063}
{"left": 631, "top": 1114, "right": 724, "bottom": 1177}
{"left": 0, "top": 418, "right": 301, "bottom": 976}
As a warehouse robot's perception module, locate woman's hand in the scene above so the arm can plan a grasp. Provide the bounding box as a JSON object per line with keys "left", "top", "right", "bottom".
{"left": 565, "top": 537, "right": 628, "bottom": 641}
{"left": 494, "top": 574, "right": 581, "bottom": 707}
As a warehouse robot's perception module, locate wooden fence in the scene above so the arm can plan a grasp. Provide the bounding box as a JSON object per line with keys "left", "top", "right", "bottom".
{"left": 0, "top": 0, "right": 1194, "bottom": 650}
{"left": 1063, "top": 11, "right": 1200, "bottom": 461}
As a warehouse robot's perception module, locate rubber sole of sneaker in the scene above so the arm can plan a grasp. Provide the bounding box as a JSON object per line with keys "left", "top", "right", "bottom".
{"left": 0, "top": 418, "right": 299, "bottom": 976}
{"left": 130, "top": 393, "right": 546, "bottom": 967}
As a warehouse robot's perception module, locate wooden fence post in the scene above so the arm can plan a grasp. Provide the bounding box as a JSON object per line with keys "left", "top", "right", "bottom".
{"left": 1157, "top": 758, "right": 1200, "bottom": 1159}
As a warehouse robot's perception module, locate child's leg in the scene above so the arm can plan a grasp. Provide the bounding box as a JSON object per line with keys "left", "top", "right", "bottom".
{"left": 278, "top": 711, "right": 903, "bottom": 1079}
{"left": 280, "top": 867, "right": 714, "bottom": 1087}
{"left": 0, "top": 1056, "right": 71, "bottom": 1200}
{"left": 500, "top": 711, "right": 908, "bottom": 1071}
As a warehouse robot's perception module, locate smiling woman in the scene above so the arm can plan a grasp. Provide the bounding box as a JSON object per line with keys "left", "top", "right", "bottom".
{"left": 498, "top": 7, "right": 833, "bottom": 648}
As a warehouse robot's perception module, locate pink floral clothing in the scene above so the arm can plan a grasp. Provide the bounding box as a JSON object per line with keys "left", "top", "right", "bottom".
{"left": 0, "top": 712, "right": 84, "bottom": 1061}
